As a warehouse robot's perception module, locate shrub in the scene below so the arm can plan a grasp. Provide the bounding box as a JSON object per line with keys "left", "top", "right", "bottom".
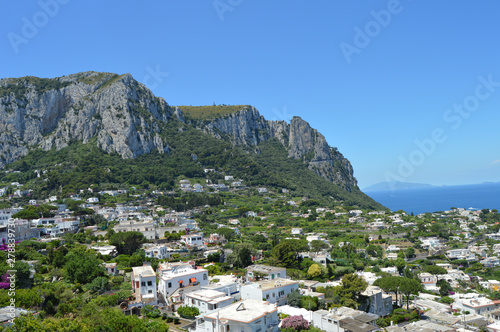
{"left": 281, "top": 315, "right": 309, "bottom": 330}
{"left": 177, "top": 305, "right": 200, "bottom": 319}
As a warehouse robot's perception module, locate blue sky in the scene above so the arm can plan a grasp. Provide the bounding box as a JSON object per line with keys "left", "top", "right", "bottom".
{"left": 2, "top": 1, "right": 500, "bottom": 189}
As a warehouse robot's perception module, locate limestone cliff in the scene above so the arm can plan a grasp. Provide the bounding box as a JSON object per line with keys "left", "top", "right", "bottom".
{"left": 0, "top": 71, "right": 357, "bottom": 192}
{"left": 0, "top": 72, "right": 174, "bottom": 169}
{"left": 186, "top": 107, "right": 358, "bottom": 191}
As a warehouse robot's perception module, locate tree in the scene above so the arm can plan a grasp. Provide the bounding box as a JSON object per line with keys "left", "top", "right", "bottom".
{"left": 437, "top": 279, "right": 453, "bottom": 297}
{"left": 399, "top": 277, "right": 421, "bottom": 310}
{"left": 217, "top": 227, "right": 237, "bottom": 242}
{"left": 109, "top": 231, "right": 146, "bottom": 255}
{"left": 287, "top": 289, "right": 301, "bottom": 307}
{"left": 272, "top": 239, "right": 309, "bottom": 268}
{"left": 65, "top": 247, "right": 105, "bottom": 284}
{"left": 300, "top": 296, "right": 319, "bottom": 311}
{"left": 307, "top": 264, "right": 322, "bottom": 278}
{"left": 425, "top": 265, "right": 447, "bottom": 275}
{"left": 14, "top": 261, "right": 32, "bottom": 289}
{"left": 310, "top": 240, "right": 329, "bottom": 253}
{"left": 366, "top": 244, "right": 383, "bottom": 258}
{"left": 405, "top": 247, "right": 415, "bottom": 259}
{"left": 129, "top": 251, "right": 145, "bottom": 267}
{"left": 88, "top": 276, "right": 110, "bottom": 294}
{"left": 339, "top": 273, "right": 368, "bottom": 308}
{"left": 225, "top": 243, "right": 256, "bottom": 268}
{"left": 395, "top": 258, "right": 406, "bottom": 274}
{"left": 374, "top": 276, "right": 402, "bottom": 307}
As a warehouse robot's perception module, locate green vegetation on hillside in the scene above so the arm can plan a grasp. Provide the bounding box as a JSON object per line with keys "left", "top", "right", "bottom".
{"left": 0, "top": 120, "right": 382, "bottom": 210}
{"left": 178, "top": 105, "right": 250, "bottom": 120}
{"left": 0, "top": 77, "right": 71, "bottom": 99}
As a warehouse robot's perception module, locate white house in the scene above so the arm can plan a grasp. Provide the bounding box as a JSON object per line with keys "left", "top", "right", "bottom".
{"left": 246, "top": 265, "right": 286, "bottom": 281}
{"left": 446, "top": 248, "right": 476, "bottom": 261}
{"left": 158, "top": 264, "right": 209, "bottom": 302}
{"left": 241, "top": 279, "right": 299, "bottom": 306}
{"left": 131, "top": 265, "right": 157, "bottom": 305}
{"left": 359, "top": 286, "right": 393, "bottom": 317}
{"left": 192, "top": 299, "right": 279, "bottom": 332}
{"left": 311, "top": 307, "right": 379, "bottom": 332}
{"left": 86, "top": 197, "right": 99, "bottom": 203}
{"left": 144, "top": 244, "right": 172, "bottom": 260}
{"left": 103, "top": 262, "right": 118, "bottom": 275}
{"left": 452, "top": 293, "right": 500, "bottom": 315}
{"left": 184, "top": 289, "right": 234, "bottom": 314}
{"left": 181, "top": 233, "right": 204, "bottom": 248}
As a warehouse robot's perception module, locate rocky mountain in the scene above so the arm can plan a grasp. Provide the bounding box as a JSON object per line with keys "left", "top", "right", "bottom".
{"left": 0, "top": 71, "right": 357, "bottom": 192}
{"left": 190, "top": 108, "right": 357, "bottom": 191}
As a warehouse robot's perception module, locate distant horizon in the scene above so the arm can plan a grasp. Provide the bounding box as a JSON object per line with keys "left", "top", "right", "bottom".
{"left": 363, "top": 179, "right": 500, "bottom": 192}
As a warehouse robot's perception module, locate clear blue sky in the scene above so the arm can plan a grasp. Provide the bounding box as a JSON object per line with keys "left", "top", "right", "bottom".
{"left": 2, "top": 1, "right": 500, "bottom": 189}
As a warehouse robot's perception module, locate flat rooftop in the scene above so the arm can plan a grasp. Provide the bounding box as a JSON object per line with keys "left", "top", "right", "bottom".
{"left": 204, "top": 299, "right": 277, "bottom": 323}
{"left": 132, "top": 265, "right": 156, "bottom": 278}
{"left": 247, "top": 265, "right": 285, "bottom": 273}
{"left": 253, "top": 278, "right": 298, "bottom": 291}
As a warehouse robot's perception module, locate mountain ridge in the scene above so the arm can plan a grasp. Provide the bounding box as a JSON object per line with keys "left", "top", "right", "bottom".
{"left": 0, "top": 71, "right": 381, "bottom": 208}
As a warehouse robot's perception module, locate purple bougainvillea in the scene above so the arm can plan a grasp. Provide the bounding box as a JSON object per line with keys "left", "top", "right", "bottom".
{"left": 281, "top": 315, "right": 309, "bottom": 330}
{"left": 0, "top": 274, "right": 10, "bottom": 289}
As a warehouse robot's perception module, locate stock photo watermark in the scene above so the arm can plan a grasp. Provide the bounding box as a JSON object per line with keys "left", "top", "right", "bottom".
{"left": 384, "top": 74, "right": 500, "bottom": 187}
{"left": 339, "top": 0, "right": 405, "bottom": 64}
{"left": 6, "top": 219, "right": 16, "bottom": 323}
{"left": 7, "top": 0, "right": 70, "bottom": 54}
{"left": 142, "top": 65, "right": 169, "bottom": 91}
{"left": 269, "top": 106, "right": 292, "bottom": 122}
{"left": 213, "top": 0, "right": 243, "bottom": 22}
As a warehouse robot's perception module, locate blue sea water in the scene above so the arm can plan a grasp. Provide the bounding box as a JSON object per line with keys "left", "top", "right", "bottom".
{"left": 366, "top": 183, "right": 500, "bottom": 214}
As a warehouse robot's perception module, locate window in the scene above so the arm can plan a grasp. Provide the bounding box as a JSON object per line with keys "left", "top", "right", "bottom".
{"left": 168, "top": 282, "right": 172, "bottom": 288}
{"left": 277, "top": 273, "right": 280, "bottom": 278}
{"left": 147, "top": 281, "right": 152, "bottom": 286}
{"left": 266, "top": 294, "right": 269, "bottom": 299}
{"left": 203, "top": 274, "right": 208, "bottom": 280}
{"left": 148, "top": 290, "right": 152, "bottom": 294}
{"left": 141, "top": 282, "right": 146, "bottom": 287}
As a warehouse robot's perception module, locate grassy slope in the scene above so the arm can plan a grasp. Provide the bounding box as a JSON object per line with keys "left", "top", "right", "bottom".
{"left": 177, "top": 105, "right": 250, "bottom": 120}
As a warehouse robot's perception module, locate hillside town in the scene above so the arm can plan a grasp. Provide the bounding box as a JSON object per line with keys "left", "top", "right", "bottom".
{"left": 2, "top": 174, "right": 500, "bottom": 332}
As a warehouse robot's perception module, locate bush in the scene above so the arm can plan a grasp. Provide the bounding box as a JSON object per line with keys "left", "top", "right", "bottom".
{"left": 177, "top": 306, "right": 200, "bottom": 319}
{"left": 281, "top": 315, "right": 309, "bottom": 330}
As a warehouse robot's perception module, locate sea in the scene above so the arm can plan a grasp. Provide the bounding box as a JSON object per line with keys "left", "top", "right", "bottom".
{"left": 366, "top": 182, "right": 500, "bottom": 215}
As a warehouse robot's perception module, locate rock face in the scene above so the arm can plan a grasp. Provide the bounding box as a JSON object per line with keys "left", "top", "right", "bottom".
{"left": 188, "top": 108, "right": 358, "bottom": 191}
{"left": 0, "top": 71, "right": 358, "bottom": 191}
{"left": 0, "top": 72, "right": 173, "bottom": 169}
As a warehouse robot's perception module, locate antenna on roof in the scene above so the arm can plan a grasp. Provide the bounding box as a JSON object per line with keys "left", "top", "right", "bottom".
{"left": 236, "top": 303, "right": 246, "bottom": 311}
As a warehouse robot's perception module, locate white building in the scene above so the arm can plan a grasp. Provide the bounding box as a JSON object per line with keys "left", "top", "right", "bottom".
{"left": 144, "top": 244, "right": 172, "bottom": 260}
{"left": 86, "top": 197, "right": 99, "bottom": 203}
{"left": 246, "top": 265, "right": 286, "bottom": 281}
{"left": 446, "top": 248, "right": 476, "bottom": 261}
{"left": 131, "top": 265, "right": 157, "bottom": 305}
{"left": 181, "top": 233, "right": 204, "bottom": 248}
{"left": 311, "top": 307, "right": 379, "bottom": 332}
{"left": 184, "top": 289, "right": 234, "bottom": 314}
{"left": 103, "top": 262, "right": 118, "bottom": 275}
{"left": 192, "top": 299, "right": 279, "bottom": 332}
{"left": 452, "top": 293, "right": 500, "bottom": 315}
{"left": 158, "top": 264, "right": 209, "bottom": 302}
{"left": 241, "top": 279, "right": 299, "bottom": 306}
{"left": 359, "top": 286, "right": 393, "bottom": 317}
